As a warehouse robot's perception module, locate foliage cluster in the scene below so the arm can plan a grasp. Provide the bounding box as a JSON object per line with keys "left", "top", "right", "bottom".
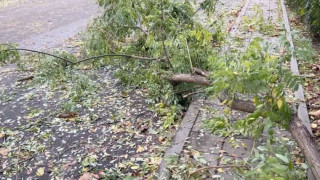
{"left": 0, "top": 44, "right": 19, "bottom": 64}
{"left": 0, "top": 0, "right": 315, "bottom": 178}
{"left": 83, "top": 0, "right": 217, "bottom": 105}
{"left": 287, "top": 0, "right": 320, "bottom": 35}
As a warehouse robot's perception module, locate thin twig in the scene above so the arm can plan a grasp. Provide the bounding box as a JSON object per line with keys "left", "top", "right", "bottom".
{"left": 190, "top": 165, "right": 246, "bottom": 175}
{"left": 174, "top": 85, "right": 202, "bottom": 94}
{"left": 1, "top": 48, "right": 165, "bottom": 66}
{"left": 3, "top": 48, "right": 74, "bottom": 64}
{"left": 122, "top": 26, "right": 148, "bottom": 35}
{"left": 185, "top": 39, "right": 194, "bottom": 73}
{"left": 160, "top": 0, "right": 173, "bottom": 69}
{"left": 183, "top": 90, "right": 205, "bottom": 98}
{"left": 15, "top": 146, "right": 21, "bottom": 180}
{"left": 74, "top": 54, "right": 163, "bottom": 64}
{"left": 243, "top": 140, "right": 255, "bottom": 168}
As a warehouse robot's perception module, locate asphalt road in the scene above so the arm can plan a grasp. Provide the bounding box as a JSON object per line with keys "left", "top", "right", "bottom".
{"left": 0, "top": 0, "right": 99, "bottom": 49}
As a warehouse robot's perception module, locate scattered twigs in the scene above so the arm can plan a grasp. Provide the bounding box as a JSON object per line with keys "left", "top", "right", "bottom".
{"left": 17, "top": 75, "right": 34, "bottom": 82}
{"left": 190, "top": 165, "right": 246, "bottom": 176}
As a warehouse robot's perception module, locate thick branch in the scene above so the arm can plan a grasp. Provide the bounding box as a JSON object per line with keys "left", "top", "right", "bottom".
{"left": 190, "top": 165, "right": 246, "bottom": 175}
{"left": 166, "top": 73, "right": 255, "bottom": 112}
{"left": 219, "top": 91, "right": 256, "bottom": 113}
{"left": 192, "top": 67, "right": 210, "bottom": 77}
{"left": 290, "top": 116, "right": 320, "bottom": 179}
{"left": 17, "top": 75, "right": 34, "bottom": 82}
{"left": 166, "top": 73, "right": 320, "bottom": 179}
{"left": 166, "top": 74, "right": 211, "bottom": 86}
{"left": 122, "top": 26, "right": 148, "bottom": 35}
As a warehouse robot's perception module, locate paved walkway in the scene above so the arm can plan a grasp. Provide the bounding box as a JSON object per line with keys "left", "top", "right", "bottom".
{"left": 159, "top": 0, "right": 303, "bottom": 179}
{"left": 189, "top": 0, "right": 285, "bottom": 178}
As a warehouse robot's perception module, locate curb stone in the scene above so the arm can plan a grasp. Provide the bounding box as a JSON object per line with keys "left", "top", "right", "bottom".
{"left": 157, "top": 100, "right": 202, "bottom": 179}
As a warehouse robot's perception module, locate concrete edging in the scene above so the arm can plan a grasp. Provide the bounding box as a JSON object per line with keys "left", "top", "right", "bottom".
{"left": 157, "top": 100, "right": 202, "bottom": 179}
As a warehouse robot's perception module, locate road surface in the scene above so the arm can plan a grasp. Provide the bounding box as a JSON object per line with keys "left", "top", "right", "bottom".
{"left": 0, "top": 0, "right": 99, "bottom": 49}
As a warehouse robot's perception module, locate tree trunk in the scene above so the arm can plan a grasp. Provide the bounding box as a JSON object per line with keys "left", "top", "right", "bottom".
{"left": 290, "top": 116, "right": 320, "bottom": 179}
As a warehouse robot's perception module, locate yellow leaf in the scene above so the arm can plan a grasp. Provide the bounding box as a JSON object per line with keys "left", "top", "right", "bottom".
{"left": 311, "top": 123, "right": 317, "bottom": 129}
{"left": 272, "top": 89, "right": 278, "bottom": 97}
{"left": 0, "top": 133, "right": 4, "bottom": 138}
{"left": 191, "top": 150, "right": 200, "bottom": 158}
{"left": 277, "top": 99, "right": 283, "bottom": 109}
{"left": 224, "top": 108, "right": 230, "bottom": 115}
{"left": 241, "top": 142, "right": 247, "bottom": 149}
{"left": 221, "top": 99, "right": 228, "bottom": 105}
{"left": 282, "top": 137, "right": 290, "bottom": 141}
{"left": 136, "top": 145, "right": 144, "bottom": 153}
{"left": 217, "top": 168, "right": 224, "bottom": 173}
{"left": 310, "top": 110, "right": 320, "bottom": 117}
{"left": 131, "top": 165, "right": 139, "bottom": 170}
{"left": 36, "top": 167, "right": 45, "bottom": 176}
{"left": 118, "top": 163, "right": 126, "bottom": 168}
{"left": 0, "top": 148, "right": 9, "bottom": 156}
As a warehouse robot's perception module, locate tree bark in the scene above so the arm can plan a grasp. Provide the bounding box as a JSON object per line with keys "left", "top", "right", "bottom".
{"left": 192, "top": 67, "right": 210, "bottom": 77}
{"left": 166, "top": 73, "right": 256, "bottom": 113}
{"left": 218, "top": 91, "right": 256, "bottom": 113}
{"left": 166, "top": 72, "right": 320, "bottom": 178}
{"left": 166, "top": 74, "right": 211, "bottom": 86}
{"left": 290, "top": 116, "right": 320, "bottom": 179}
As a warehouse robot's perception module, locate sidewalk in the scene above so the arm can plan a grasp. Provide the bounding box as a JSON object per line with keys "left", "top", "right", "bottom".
{"left": 158, "top": 0, "right": 313, "bottom": 179}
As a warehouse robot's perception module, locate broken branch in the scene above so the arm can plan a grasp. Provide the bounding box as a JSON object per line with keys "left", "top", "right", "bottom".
{"left": 166, "top": 73, "right": 256, "bottom": 113}
{"left": 192, "top": 67, "right": 210, "bottom": 77}
{"left": 219, "top": 91, "right": 256, "bottom": 113}
{"left": 190, "top": 165, "right": 246, "bottom": 175}
{"left": 166, "top": 74, "right": 211, "bottom": 86}
{"left": 17, "top": 75, "right": 34, "bottom": 82}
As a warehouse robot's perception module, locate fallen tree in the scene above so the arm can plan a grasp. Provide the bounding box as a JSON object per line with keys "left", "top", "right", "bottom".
{"left": 1, "top": 0, "right": 319, "bottom": 178}
{"left": 165, "top": 69, "right": 320, "bottom": 179}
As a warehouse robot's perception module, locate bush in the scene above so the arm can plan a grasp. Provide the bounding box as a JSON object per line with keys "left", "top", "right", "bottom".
{"left": 288, "top": 0, "right": 320, "bottom": 35}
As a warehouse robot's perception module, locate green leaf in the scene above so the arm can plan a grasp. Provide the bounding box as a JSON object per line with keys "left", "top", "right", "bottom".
{"left": 275, "top": 154, "right": 289, "bottom": 163}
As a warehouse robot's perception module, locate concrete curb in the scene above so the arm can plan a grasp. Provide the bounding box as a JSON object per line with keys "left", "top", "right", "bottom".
{"left": 280, "top": 0, "right": 314, "bottom": 179}
{"left": 157, "top": 100, "right": 202, "bottom": 179}
{"left": 280, "top": 0, "right": 312, "bottom": 137}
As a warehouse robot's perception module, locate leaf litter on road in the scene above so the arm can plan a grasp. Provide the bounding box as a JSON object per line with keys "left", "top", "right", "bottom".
{"left": 0, "top": 40, "right": 177, "bottom": 179}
